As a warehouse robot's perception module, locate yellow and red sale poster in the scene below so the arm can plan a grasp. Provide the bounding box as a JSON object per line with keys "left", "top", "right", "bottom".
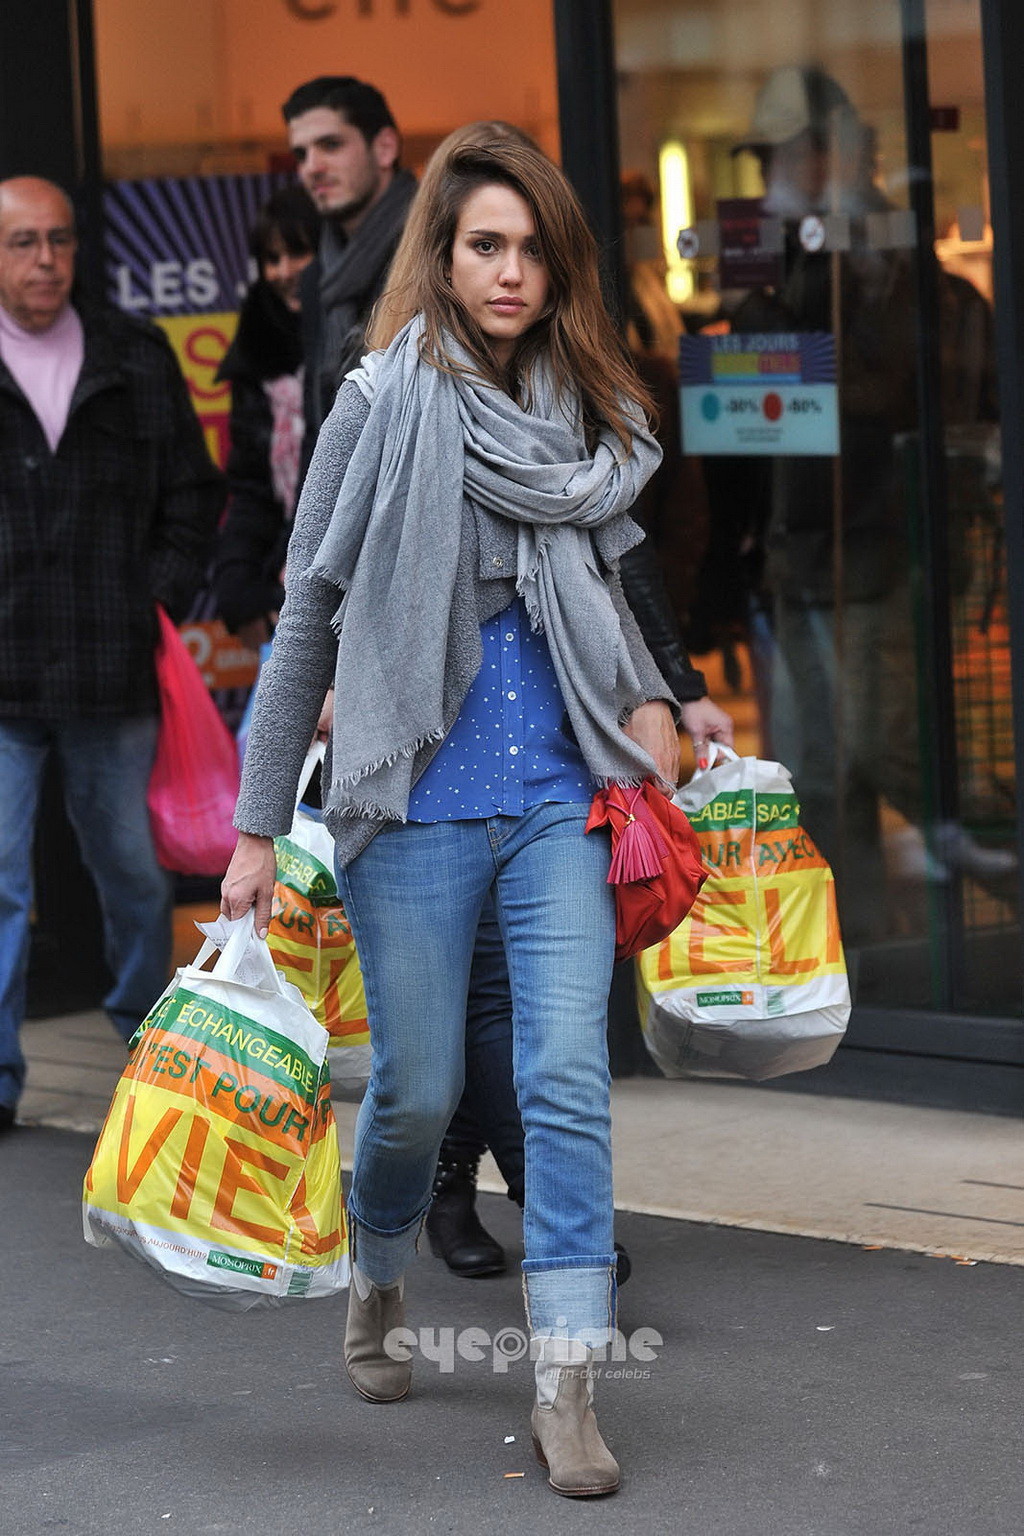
{"left": 104, "top": 175, "right": 295, "bottom": 700}
{"left": 157, "top": 311, "right": 238, "bottom": 469}
{"left": 104, "top": 173, "right": 291, "bottom": 470}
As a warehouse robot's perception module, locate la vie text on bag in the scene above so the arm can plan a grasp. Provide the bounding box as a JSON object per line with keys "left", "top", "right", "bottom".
{"left": 83, "top": 914, "right": 349, "bottom": 1309}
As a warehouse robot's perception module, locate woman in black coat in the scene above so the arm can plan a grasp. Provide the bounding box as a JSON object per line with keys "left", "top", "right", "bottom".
{"left": 214, "top": 186, "right": 319, "bottom": 652}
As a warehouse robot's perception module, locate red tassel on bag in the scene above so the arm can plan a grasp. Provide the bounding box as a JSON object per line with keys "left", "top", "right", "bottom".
{"left": 586, "top": 781, "right": 707, "bottom": 961}
{"left": 606, "top": 787, "right": 670, "bottom": 883}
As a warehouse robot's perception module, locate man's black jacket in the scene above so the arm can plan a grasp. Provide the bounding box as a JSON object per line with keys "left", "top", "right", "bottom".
{"left": 0, "top": 305, "right": 224, "bottom": 719}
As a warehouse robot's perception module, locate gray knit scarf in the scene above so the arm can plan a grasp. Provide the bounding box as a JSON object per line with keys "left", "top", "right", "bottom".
{"left": 308, "top": 316, "right": 663, "bottom": 822}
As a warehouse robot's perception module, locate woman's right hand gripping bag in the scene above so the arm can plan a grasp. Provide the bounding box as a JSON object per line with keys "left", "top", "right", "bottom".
{"left": 82, "top": 914, "right": 349, "bottom": 1308}
{"left": 636, "top": 746, "right": 851, "bottom": 1081}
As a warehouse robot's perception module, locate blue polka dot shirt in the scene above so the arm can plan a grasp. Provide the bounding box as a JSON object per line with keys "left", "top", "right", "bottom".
{"left": 406, "top": 597, "right": 593, "bottom": 821}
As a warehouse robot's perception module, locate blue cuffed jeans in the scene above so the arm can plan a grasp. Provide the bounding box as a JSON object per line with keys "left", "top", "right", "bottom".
{"left": 0, "top": 717, "right": 174, "bottom": 1112}
{"left": 337, "top": 800, "right": 618, "bottom": 1343}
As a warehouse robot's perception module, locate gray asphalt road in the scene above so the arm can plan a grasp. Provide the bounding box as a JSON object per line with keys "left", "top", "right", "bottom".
{"left": 2, "top": 1127, "right": 1021, "bottom": 1535}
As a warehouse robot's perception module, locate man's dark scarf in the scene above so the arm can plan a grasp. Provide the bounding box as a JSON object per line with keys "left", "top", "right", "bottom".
{"left": 313, "top": 169, "right": 417, "bottom": 424}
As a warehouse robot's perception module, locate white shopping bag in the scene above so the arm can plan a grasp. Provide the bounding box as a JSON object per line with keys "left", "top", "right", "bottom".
{"left": 636, "top": 746, "right": 851, "bottom": 1080}
{"left": 83, "top": 914, "right": 349, "bottom": 1308}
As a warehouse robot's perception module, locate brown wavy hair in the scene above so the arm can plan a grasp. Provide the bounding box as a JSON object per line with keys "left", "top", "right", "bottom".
{"left": 365, "top": 127, "right": 653, "bottom": 451}
{"left": 369, "top": 121, "right": 526, "bottom": 343}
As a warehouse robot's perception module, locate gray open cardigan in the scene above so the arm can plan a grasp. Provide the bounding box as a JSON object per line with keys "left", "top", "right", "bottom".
{"left": 234, "top": 381, "right": 679, "bottom": 869}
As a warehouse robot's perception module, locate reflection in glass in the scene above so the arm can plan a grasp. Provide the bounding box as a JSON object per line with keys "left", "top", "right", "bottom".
{"left": 613, "top": 0, "right": 1018, "bottom": 1016}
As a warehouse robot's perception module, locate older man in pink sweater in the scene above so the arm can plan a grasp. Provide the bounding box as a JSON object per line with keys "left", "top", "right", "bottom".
{"left": 0, "top": 177, "right": 223, "bottom": 1133}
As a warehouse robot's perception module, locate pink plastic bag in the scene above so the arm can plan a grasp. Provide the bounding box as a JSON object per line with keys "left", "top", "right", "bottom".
{"left": 147, "top": 606, "right": 240, "bottom": 875}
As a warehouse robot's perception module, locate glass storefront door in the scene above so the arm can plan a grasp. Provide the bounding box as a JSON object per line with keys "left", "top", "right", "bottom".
{"left": 612, "top": 0, "right": 1019, "bottom": 1019}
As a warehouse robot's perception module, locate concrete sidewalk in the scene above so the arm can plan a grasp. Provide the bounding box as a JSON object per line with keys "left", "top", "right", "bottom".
{"left": 17, "top": 1005, "right": 1024, "bottom": 1266}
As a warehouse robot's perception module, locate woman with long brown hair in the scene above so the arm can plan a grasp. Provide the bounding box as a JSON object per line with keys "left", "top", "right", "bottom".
{"left": 221, "top": 134, "right": 680, "bottom": 1498}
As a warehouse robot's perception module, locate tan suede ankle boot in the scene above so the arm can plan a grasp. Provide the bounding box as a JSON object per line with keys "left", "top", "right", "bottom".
{"left": 530, "top": 1345, "right": 620, "bottom": 1498}
{"left": 344, "top": 1272, "right": 411, "bottom": 1403}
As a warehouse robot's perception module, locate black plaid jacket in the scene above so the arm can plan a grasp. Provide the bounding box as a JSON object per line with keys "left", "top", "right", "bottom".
{"left": 0, "top": 305, "right": 224, "bottom": 719}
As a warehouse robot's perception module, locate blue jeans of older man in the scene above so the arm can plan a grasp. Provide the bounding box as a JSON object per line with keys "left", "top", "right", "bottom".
{"left": 0, "top": 717, "right": 174, "bottom": 1114}
{"left": 337, "top": 799, "right": 618, "bottom": 1346}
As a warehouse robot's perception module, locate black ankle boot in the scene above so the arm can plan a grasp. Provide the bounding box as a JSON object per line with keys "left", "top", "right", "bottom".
{"left": 426, "top": 1153, "right": 507, "bottom": 1277}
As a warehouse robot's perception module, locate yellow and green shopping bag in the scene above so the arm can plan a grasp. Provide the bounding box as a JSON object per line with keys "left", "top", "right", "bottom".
{"left": 637, "top": 745, "right": 850, "bottom": 1080}
{"left": 83, "top": 914, "right": 349, "bottom": 1308}
{"left": 268, "top": 744, "right": 370, "bottom": 1100}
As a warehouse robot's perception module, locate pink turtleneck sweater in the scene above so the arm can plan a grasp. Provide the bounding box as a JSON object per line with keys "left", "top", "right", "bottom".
{"left": 0, "top": 302, "right": 84, "bottom": 452}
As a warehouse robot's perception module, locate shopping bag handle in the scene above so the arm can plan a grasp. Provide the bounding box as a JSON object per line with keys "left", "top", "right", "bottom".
{"left": 296, "top": 740, "right": 326, "bottom": 807}
{"left": 690, "top": 741, "right": 739, "bottom": 780}
{"left": 190, "top": 911, "right": 285, "bottom": 994}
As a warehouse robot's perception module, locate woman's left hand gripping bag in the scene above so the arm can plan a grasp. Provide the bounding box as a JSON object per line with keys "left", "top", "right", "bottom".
{"left": 82, "top": 914, "right": 349, "bottom": 1309}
